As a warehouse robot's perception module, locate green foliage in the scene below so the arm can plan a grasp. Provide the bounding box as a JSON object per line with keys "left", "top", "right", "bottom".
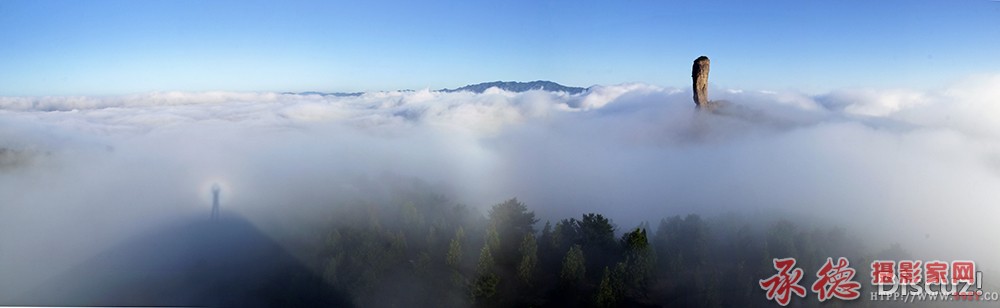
{"left": 560, "top": 244, "right": 586, "bottom": 285}
{"left": 400, "top": 201, "right": 424, "bottom": 229}
{"left": 488, "top": 198, "right": 538, "bottom": 236}
{"left": 321, "top": 226, "right": 406, "bottom": 296}
{"left": 595, "top": 267, "right": 615, "bottom": 307}
{"left": 516, "top": 233, "right": 537, "bottom": 286}
{"left": 612, "top": 262, "right": 626, "bottom": 298}
{"left": 595, "top": 265, "right": 624, "bottom": 307}
{"left": 472, "top": 245, "right": 499, "bottom": 301}
{"left": 655, "top": 214, "right": 708, "bottom": 272}
{"left": 621, "top": 227, "right": 649, "bottom": 253}
{"left": 539, "top": 221, "right": 553, "bottom": 247}
{"left": 487, "top": 198, "right": 538, "bottom": 268}
{"left": 575, "top": 213, "right": 618, "bottom": 279}
{"left": 578, "top": 213, "right": 615, "bottom": 249}
{"left": 284, "top": 181, "right": 902, "bottom": 307}
{"left": 552, "top": 218, "right": 580, "bottom": 254}
{"left": 446, "top": 226, "right": 465, "bottom": 268}
{"left": 620, "top": 227, "right": 654, "bottom": 297}
{"left": 484, "top": 224, "right": 500, "bottom": 252}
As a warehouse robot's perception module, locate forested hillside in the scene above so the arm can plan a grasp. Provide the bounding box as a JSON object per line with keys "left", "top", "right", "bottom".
{"left": 254, "top": 180, "right": 956, "bottom": 307}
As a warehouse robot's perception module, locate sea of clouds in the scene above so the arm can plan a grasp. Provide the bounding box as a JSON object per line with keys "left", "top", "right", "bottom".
{"left": 2, "top": 75, "right": 1000, "bottom": 295}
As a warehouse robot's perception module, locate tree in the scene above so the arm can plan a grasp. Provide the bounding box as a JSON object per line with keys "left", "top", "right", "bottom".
{"left": 487, "top": 198, "right": 538, "bottom": 267}
{"left": 400, "top": 201, "right": 424, "bottom": 229}
{"left": 576, "top": 213, "right": 617, "bottom": 277}
{"left": 447, "top": 226, "right": 465, "bottom": 268}
{"left": 578, "top": 213, "right": 615, "bottom": 248}
{"left": 300, "top": 188, "right": 906, "bottom": 307}
{"left": 538, "top": 221, "right": 554, "bottom": 251}
{"left": 446, "top": 227, "right": 466, "bottom": 288}
{"left": 595, "top": 267, "right": 615, "bottom": 307}
{"left": 655, "top": 214, "right": 708, "bottom": 271}
{"left": 472, "top": 245, "right": 499, "bottom": 301}
{"left": 517, "top": 233, "right": 538, "bottom": 286}
{"left": 488, "top": 198, "right": 537, "bottom": 235}
{"left": 595, "top": 266, "right": 624, "bottom": 307}
{"left": 485, "top": 223, "right": 500, "bottom": 252}
{"left": 680, "top": 214, "right": 708, "bottom": 268}
{"left": 537, "top": 221, "right": 556, "bottom": 263}
{"left": 620, "top": 227, "right": 654, "bottom": 298}
{"left": 560, "top": 244, "right": 586, "bottom": 285}
{"left": 552, "top": 218, "right": 580, "bottom": 254}
{"left": 535, "top": 220, "right": 564, "bottom": 294}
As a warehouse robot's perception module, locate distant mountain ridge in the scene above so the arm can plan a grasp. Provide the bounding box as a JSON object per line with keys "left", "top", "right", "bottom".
{"left": 440, "top": 80, "right": 587, "bottom": 94}
{"left": 284, "top": 80, "right": 587, "bottom": 96}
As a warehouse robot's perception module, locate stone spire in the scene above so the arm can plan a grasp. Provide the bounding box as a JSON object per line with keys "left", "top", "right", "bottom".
{"left": 692, "top": 56, "right": 710, "bottom": 108}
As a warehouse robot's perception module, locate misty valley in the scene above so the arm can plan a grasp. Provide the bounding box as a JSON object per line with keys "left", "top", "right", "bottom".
{"left": 3, "top": 78, "right": 1000, "bottom": 307}
{"left": 4, "top": 176, "right": 976, "bottom": 307}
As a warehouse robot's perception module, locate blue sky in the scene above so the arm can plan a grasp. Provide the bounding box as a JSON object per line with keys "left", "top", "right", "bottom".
{"left": 0, "top": 0, "right": 998, "bottom": 96}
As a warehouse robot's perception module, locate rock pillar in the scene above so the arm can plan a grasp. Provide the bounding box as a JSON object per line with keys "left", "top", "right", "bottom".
{"left": 692, "top": 56, "right": 710, "bottom": 108}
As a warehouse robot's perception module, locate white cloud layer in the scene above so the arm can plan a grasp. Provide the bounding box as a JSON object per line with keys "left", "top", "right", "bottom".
{"left": 2, "top": 77, "right": 1000, "bottom": 295}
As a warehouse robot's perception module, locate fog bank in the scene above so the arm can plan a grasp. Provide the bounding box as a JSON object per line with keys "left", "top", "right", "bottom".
{"left": 3, "top": 76, "right": 1000, "bottom": 297}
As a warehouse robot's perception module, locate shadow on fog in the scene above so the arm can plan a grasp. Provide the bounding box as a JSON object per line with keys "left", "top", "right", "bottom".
{"left": 10, "top": 213, "right": 350, "bottom": 307}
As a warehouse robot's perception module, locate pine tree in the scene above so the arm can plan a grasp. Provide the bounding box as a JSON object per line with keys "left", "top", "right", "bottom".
{"left": 472, "top": 245, "right": 499, "bottom": 301}
{"left": 595, "top": 266, "right": 617, "bottom": 307}
{"left": 560, "top": 244, "right": 586, "bottom": 285}
{"left": 487, "top": 198, "right": 538, "bottom": 267}
{"left": 447, "top": 226, "right": 466, "bottom": 288}
{"left": 485, "top": 223, "right": 500, "bottom": 252}
{"left": 576, "top": 213, "right": 617, "bottom": 277}
{"left": 517, "top": 233, "right": 538, "bottom": 286}
{"left": 447, "top": 226, "right": 465, "bottom": 268}
{"left": 620, "top": 227, "right": 654, "bottom": 297}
